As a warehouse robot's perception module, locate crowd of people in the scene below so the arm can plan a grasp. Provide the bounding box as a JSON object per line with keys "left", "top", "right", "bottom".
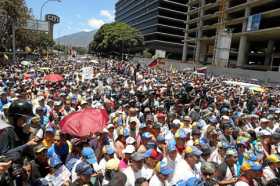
{"left": 0, "top": 56, "right": 280, "bottom": 186}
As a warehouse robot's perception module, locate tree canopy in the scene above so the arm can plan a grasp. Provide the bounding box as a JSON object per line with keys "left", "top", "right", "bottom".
{"left": 89, "top": 22, "right": 144, "bottom": 56}
{"left": 0, "top": 0, "right": 54, "bottom": 53}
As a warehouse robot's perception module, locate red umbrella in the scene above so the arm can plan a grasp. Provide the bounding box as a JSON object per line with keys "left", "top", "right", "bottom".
{"left": 59, "top": 108, "right": 109, "bottom": 137}
{"left": 43, "top": 74, "right": 64, "bottom": 82}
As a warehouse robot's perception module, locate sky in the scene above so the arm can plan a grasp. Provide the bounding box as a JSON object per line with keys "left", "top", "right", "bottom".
{"left": 26, "top": 0, "right": 116, "bottom": 38}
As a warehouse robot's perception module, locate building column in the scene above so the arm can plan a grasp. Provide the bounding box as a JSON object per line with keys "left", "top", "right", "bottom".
{"left": 199, "top": 41, "right": 208, "bottom": 63}
{"left": 264, "top": 40, "right": 274, "bottom": 67}
{"left": 237, "top": 3, "right": 251, "bottom": 67}
{"left": 182, "top": 4, "right": 191, "bottom": 62}
{"left": 195, "top": 0, "right": 205, "bottom": 63}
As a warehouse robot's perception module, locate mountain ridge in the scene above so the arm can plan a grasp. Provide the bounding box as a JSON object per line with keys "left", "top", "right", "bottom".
{"left": 55, "top": 30, "right": 96, "bottom": 48}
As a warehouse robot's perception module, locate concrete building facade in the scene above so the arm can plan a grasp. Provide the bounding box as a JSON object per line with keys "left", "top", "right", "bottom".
{"left": 115, "top": 0, "right": 188, "bottom": 55}
{"left": 183, "top": 0, "right": 280, "bottom": 71}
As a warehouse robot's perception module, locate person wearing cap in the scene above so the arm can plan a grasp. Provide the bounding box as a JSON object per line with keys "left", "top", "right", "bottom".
{"left": 0, "top": 91, "right": 11, "bottom": 112}
{"left": 99, "top": 145, "right": 116, "bottom": 176}
{"left": 216, "top": 149, "right": 238, "bottom": 185}
{"left": 219, "top": 123, "right": 236, "bottom": 146}
{"left": 175, "top": 128, "right": 188, "bottom": 155}
{"left": 235, "top": 161, "right": 263, "bottom": 186}
{"left": 143, "top": 149, "right": 162, "bottom": 180}
{"left": 127, "top": 117, "right": 140, "bottom": 140}
{"left": 149, "top": 161, "right": 174, "bottom": 186}
{"left": 120, "top": 145, "right": 136, "bottom": 171}
{"left": 258, "top": 128, "right": 273, "bottom": 157}
{"left": 187, "top": 127, "right": 201, "bottom": 146}
{"left": 81, "top": 147, "right": 100, "bottom": 172}
{"left": 262, "top": 154, "right": 280, "bottom": 184}
{"left": 138, "top": 132, "right": 153, "bottom": 153}
{"left": 70, "top": 161, "right": 96, "bottom": 186}
{"left": 102, "top": 158, "right": 120, "bottom": 184}
{"left": 182, "top": 146, "right": 202, "bottom": 179}
{"left": 35, "top": 106, "right": 49, "bottom": 128}
{"left": 123, "top": 152, "right": 145, "bottom": 186}
{"left": 200, "top": 162, "right": 218, "bottom": 186}
{"left": 33, "top": 144, "right": 50, "bottom": 177}
{"left": 42, "top": 128, "right": 55, "bottom": 148}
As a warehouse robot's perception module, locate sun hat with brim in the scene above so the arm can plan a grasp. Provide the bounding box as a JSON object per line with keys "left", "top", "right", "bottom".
{"left": 155, "top": 161, "right": 174, "bottom": 175}
{"left": 82, "top": 147, "right": 97, "bottom": 164}
{"left": 126, "top": 136, "right": 136, "bottom": 145}
{"left": 266, "top": 154, "right": 280, "bottom": 164}
{"left": 226, "top": 149, "right": 238, "bottom": 157}
{"left": 76, "top": 162, "right": 94, "bottom": 176}
{"left": 122, "top": 145, "right": 135, "bottom": 154}
{"left": 241, "top": 161, "right": 262, "bottom": 172}
{"left": 201, "top": 162, "right": 216, "bottom": 174}
{"left": 105, "top": 159, "right": 120, "bottom": 171}
{"left": 185, "top": 146, "right": 203, "bottom": 156}
{"left": 131, "top": 152, "right": 145, "bottom": 161}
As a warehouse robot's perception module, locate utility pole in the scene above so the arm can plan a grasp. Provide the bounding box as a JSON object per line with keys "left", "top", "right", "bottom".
{"left": 12, "top": 21, "right": 16, "bottom": 62}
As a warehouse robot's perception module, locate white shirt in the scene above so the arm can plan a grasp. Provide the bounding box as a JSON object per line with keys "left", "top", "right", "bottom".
{"left": 149, "top": 174, "right": 166, "bottom": 186}
{"left": 142, "top": 164, "right": 154, "bottom": 180}
{"left": 169, "top": 159, "right": 194, "bottom": 185}
{"left": 235, "top": 181, "right": 249, "bottom": 186}
{"left": 262, "top": 166, "right": 276, "bottom": 184}
{"left": 123, "top": 166, "right": 143, "bottom": 186}
{"left": 209, "top": 148, "right": 223, "bottom": 164}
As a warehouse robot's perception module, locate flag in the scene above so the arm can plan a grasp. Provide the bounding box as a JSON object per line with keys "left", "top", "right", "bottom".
{"left": 197, "top": 67, "right": 207, "bottom": 74}
{"left": 148, "top": 59, "right": 160, "bottom": 68}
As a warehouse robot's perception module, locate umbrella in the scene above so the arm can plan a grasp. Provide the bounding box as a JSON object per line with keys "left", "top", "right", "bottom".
{"left": 21, "top": 61, "right": 31, "bottom": 66}
{"left": 59, "top": 108, "right": 109, "bottom": 137}
{"left": 43, "top": 74, "right": 64, "bottom": 82}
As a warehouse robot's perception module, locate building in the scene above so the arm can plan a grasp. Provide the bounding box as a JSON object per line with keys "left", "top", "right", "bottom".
{"left": 183, "top": 0, "right": 280, "bottom": 71}
{"left": 115, "top": 0, "right": 188, "bottom": 57}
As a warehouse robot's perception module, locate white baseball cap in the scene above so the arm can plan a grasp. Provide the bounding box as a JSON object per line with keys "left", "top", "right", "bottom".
{"left": 122, "top": 145, "right": 135, "bottom": 154}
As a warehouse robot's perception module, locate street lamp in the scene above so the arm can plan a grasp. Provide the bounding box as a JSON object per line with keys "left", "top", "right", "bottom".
{"left": 40, "top": 0, "right": 61, "bottom": 20}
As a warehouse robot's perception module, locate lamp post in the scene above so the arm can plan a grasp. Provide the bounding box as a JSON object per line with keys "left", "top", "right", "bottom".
{"left": 40, "top": 0, "right": 61, "bottom": 20}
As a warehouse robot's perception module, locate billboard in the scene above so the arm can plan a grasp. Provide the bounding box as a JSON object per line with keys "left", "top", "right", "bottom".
{"left": 45, "top": 14, "right": 60, "bottom": 24}
{"left": 23, "top": 19, "right": 49, "bottom": 32}
{"left": 247, "top": 14, "right": 261, "bottom": 32}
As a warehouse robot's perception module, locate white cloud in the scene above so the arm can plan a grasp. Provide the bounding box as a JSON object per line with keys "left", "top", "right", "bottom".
{"left": 87, "top": 18, "right": 105, "bottom": 29}
{"left": 100, "top": 10, "right": 114, "bottom": 21}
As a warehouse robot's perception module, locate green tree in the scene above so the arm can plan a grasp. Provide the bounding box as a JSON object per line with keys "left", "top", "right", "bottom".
{"left": 89, "top": 22, "right": 143, "bottom": 56}
{"left": 0, "top": 0, "right": 31, "bottom": 51}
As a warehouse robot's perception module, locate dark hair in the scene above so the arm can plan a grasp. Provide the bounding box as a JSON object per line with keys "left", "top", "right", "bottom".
{"left": 135, "top": 177, "right": 148, "bottom": 186}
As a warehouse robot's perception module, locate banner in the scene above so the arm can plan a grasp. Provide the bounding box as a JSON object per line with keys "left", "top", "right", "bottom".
{"left": 82, "top": 67, "right": 93, "bottom": 80}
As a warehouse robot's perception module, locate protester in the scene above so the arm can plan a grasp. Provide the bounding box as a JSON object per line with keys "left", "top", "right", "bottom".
{"left": 0, "top": 55, "right": 279, "bottom": 186}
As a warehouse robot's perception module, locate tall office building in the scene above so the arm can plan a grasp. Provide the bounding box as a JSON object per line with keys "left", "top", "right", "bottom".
{"left": 183, "top": 0, "right": 280, "bottom": 71}
{"left": 115, "top": 0, "right": 188, "bottom": 56}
